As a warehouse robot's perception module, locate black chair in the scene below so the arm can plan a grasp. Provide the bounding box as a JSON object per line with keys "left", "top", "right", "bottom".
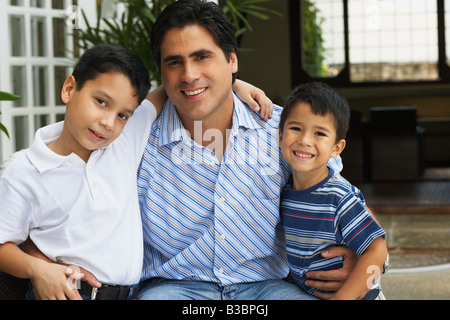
{"left": 369, "top": 106, "right": 424, "bottom": 181}
{"left": 341, "top": 110, "right": 369, "bottom": 182}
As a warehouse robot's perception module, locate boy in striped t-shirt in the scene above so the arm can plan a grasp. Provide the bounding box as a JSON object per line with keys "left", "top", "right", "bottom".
{"left": 278, "top": 82, "right": 388, "bottom": 300}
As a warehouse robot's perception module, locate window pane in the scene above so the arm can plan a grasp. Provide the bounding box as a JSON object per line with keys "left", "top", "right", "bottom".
{"left": 33, "top": 66, "right": 48, "bottom": 106}
{"left": 14, "top": 116, "right": 29, "bottom": 151}
{"left": 54, "top": 66, "right": 69, "bottom": 105}
{"left": 11, "top": 66, "right": 27, "bottom": 108}
{"left": 52, "top": 0, "right": 65, "bottom": 9}
{"left": 10, "top": 15, "right": 25, "bottom": 57}
{"left": 30, "top": 0, "right": 46, "bottom": 8}
{"left": 56, "top": 114, "right": 66, "bottom": 122}
{"left": 445, "top": 0, "right": 450, "bottom": 65}
{"left": 53, "top": 18, "right": 67, "bottom": 57}
{"left": 31, "top": 16, "right": 47, "bottom": 57}
{"left": 34, "top": 114, "right": 49, "bottom": 131}
{"left": 301, "top": 0, "right": 345, "bottom": 77}
{"left": 349, "top": 0, "right": 438, "bottom": 82}
{"left": 9, "top": 0, "right": 24, "bottom": 6}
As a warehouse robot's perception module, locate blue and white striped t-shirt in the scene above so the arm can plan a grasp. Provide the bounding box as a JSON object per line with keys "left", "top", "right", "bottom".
{"left": 280, "top": 169, "right": 386, "bottom": 295}
{"left": 137, "top": 94, "right": 343, "bottom": 285}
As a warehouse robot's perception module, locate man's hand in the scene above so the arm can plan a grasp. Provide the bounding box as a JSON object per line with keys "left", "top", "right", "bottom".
{"left": 304, "top": 246, "right": 360, "bottom": 300}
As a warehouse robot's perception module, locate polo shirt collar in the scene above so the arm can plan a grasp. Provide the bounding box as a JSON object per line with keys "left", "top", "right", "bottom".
{"left": 158, "top": 93, "right": 262, "bottom": 147}
{"left": 26, "top": 122, "right": 68, "bottom": 173}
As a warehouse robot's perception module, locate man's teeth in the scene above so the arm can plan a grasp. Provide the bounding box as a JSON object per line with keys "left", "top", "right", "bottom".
{"left": 294, "top": 151, "right": 313, "bottom": 158}
{"left": 184, "top": 88, "right": 206, "bottom": 96}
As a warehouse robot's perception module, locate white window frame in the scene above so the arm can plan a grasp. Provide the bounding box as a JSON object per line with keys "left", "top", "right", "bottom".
{"left": 0, "top": 0, "right": 96, "bottom": 162}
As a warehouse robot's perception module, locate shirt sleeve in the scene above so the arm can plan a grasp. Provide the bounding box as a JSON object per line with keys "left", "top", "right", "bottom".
{"left": 120, "top": 99, "right": 157, "bottom": 168}
{"left": 335, "top": 191, "right": 386, "bottom": 255}
{"left": 328, "top": 156, "right": 343, "bottom": 173}
{"left": 0, "top": 179, "right": 33, "bottom": 245}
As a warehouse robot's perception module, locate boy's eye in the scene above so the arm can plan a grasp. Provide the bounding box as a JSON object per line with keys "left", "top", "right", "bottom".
{"left": 96, "top": 98, "right": 106, "bottom": 106}
{"left": 315, "top": 131, "right": 326, "bottom": 137}
{"left": 290, "top": 127, "right": 302, "bottom": 132}
{"left": 118, "top": 113, "right": 129, "bottom": 121}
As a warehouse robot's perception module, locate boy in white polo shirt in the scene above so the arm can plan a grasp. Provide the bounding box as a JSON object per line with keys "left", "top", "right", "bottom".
{"left": 0, "top": 44, "right": 271, "bottom": 300}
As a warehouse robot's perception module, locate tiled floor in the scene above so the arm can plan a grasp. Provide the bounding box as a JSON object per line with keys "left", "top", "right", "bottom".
{"left": 356, "top": 180, "right": 450, "bottom": 214}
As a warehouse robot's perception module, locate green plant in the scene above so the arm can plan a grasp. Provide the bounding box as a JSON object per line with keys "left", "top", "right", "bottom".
{"left": 219, "top": 0, "right": 281, "bottom": 40}
{"left": 0, "top": 91, "right": 21, "bottom": 138}
{"left": 75, "top": 0, "right": 278, "bottom": 84}
{"left": 302, "top": 0, "right": 327, "bottom": 77}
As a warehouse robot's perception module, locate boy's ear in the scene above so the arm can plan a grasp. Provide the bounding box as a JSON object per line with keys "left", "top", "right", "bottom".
{"left": 278, "top": 128, "right": 283, "bottom": 143}
{"left": 61, "top": 75, "right": 76, "bottom": 104}
{"left": 331, "top": 139, "right": 346, "bottom": 158}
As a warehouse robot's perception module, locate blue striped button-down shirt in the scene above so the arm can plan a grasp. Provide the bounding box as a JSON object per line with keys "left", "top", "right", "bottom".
{"left": 137, "top": 94, "right": 342, "bottom": 285}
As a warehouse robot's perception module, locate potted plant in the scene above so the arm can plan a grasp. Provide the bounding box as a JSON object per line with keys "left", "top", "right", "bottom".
{"left": 75, "top": 0, "right": 279, "bottom": 84}
{"left": 0, "top": 91, "right": 21, "bottom": 138}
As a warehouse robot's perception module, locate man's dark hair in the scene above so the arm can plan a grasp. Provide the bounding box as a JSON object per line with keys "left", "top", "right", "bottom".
{"left": 280, "top": 82, "right": 350, "bottom": 141}
{"left": 72, "top": 44, "right": 150, "bottom": 104}
{"left": 150, "top": 0, "right": 238, "bottom": 80}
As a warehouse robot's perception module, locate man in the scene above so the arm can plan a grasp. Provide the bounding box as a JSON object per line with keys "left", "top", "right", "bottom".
{"left": 136, "top": 0, "right": 359, "bottom": 300}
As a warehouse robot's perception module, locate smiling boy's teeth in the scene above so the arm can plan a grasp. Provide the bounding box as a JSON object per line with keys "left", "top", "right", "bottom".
{"left": 294, "top": 151, "right": 313, "bottom": 158}
{"left": 184, "top": 88, "right": 206, "bottom": 96}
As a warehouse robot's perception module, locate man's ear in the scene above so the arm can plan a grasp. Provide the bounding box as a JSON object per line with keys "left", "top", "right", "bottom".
{"left": 61, "top": 75, "right": 77, "bottom": 104}
{"left": 331, "top": 139, "right": 346, "bottom": 158}
{"left": 230, "top": 51, "right": 238, "bottom": 74}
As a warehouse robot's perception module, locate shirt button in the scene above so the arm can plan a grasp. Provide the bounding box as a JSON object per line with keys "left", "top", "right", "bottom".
{"left": 219, "top": 268, "right": 224, "bottom": 274}
{"left": 221, "top": 234, "right": 226, "bottom": 240}
{"left": 92, "top": 182, "right": 97, "bottom": 188}
{"left": 210, "top": 161, "right": 215, "bottom": 167}
{"left": 69, "top": 158, "right": 75, "bottom": 164}
{"left": 220, "top": 197, "right": 225, "bottom": 203}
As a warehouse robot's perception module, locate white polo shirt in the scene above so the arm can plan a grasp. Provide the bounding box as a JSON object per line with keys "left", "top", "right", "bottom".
{"left": 0, "top": 99, "right": 156, "bottom": 286}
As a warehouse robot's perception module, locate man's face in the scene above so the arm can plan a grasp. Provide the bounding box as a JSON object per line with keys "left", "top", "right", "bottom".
{"left": 159, "top": 24, "right": 238, "bottom": 126}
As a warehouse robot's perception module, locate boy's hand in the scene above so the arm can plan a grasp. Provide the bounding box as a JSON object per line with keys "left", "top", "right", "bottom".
{"left": 23, "top": 238, "right": 101, "bottom": 299}
{"left": 304, "top": 246, "right": 359, "bottom": 300}
{"left": 233, "top": 79, "right": 273, "bottom": 121}
{"left": 30, "top": 259, "right": 84, "bottom": 300}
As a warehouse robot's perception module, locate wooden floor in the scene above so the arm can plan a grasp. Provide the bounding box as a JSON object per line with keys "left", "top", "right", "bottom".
{"left": 355, "top": 167, "right": 450, "bottom": 214}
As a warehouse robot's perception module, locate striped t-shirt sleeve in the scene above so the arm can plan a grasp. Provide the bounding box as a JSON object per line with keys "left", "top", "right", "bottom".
{"left": 335, "top": 191, "right": 386, "bottom": 255}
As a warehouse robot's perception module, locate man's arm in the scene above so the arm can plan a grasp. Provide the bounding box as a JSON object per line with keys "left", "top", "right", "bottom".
{"left": 305, "top": 205, "right": 386, "bottom": 300}
{"left": 331, "top": 236, "right": 387, "bottom": 300}
{"left": 304, "top": 246, "right": 359, "bottom": 299}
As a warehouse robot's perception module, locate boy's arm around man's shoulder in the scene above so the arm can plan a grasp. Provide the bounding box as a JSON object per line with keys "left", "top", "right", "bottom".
{"left": 145, "top": 85, "right": 167, "bottom": 117}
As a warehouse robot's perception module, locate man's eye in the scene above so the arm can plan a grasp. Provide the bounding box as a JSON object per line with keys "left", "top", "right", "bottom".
{"left": 168, "top": 60, "right": 181, "bottom": 66}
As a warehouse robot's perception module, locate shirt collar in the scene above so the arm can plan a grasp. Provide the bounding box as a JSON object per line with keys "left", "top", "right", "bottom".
{"left": 26, "top": 121, "right": 107, "bottom": 173}
{"left": 26, "top": 122, "right": 68, "bottom": 173}
{"left": 158, "top": 93, "right": 262, "bottom": 147}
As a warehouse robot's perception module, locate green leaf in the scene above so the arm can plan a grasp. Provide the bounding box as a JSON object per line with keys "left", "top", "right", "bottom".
{"left": 0, "top": 91, "right": 21, "bottom": 101}
{"left": 0, "top": 122, "right": 10, "bottom": 139}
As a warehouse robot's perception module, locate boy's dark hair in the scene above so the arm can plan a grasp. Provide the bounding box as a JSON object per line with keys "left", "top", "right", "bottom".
{"left": 280, "top": 82, "right": 350, "bottom": 141}
{"left": 150, "top": 0, "right": 238, "bottom": 81}
{"left": 72, "top": 44, "right": 150, "bottom": 104}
